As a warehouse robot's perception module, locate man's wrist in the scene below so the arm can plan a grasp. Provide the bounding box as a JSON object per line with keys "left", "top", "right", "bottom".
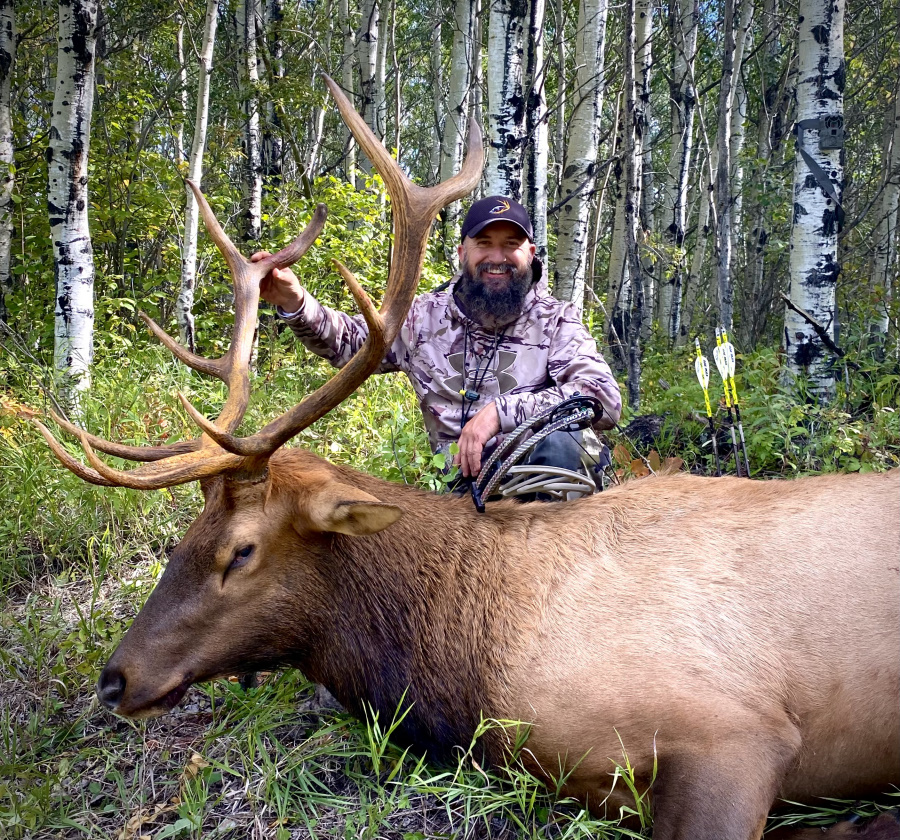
{"left": 275, "top": 291, "right": 305, "bottom": 318}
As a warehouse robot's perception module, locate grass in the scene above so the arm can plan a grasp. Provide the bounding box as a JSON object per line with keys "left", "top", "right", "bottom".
{"left": 1, "top": 333, "right": 899, "bottom": 839}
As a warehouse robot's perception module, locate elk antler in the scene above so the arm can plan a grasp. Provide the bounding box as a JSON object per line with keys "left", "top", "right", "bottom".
{"left": 35, "top": 77, "right": 483, "bottom": 489}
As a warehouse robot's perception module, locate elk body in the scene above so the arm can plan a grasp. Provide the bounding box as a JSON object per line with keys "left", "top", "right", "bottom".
{"left": 31, "top": 79, "right": 899, "bottom": 840}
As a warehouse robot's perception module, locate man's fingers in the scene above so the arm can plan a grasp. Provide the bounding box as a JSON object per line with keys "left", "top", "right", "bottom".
{"left": 250, "top": 250, "right": 272, "bottom": 263}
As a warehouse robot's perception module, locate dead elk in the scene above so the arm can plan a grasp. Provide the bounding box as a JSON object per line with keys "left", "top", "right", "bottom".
{"left": 30, "top": 78, "right": 900, "bottom": 840}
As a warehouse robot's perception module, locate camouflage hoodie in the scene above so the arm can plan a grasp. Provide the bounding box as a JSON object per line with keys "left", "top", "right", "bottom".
{"left": 280, "top": 282, "right": 623, "bottom": 459}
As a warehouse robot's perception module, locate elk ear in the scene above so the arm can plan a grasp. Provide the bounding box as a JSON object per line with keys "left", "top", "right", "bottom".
{"left": 304, "top": 482, "right": 403, "bottom": 536}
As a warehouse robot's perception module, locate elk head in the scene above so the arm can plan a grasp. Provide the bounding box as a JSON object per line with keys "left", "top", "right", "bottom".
{"left": 32, "top": 77, "right": 483, "bottom": 717}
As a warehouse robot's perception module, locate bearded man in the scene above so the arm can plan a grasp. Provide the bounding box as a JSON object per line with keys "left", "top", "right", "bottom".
{"left": 256, "top": 196, "right": 622, "bottom": 483}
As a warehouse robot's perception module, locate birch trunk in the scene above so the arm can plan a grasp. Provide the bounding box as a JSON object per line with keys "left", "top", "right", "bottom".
{"left": 440, "top": 0, "right": 475, "bottom": 259}
{"left": 606, "top": 110, "right": 629, "bottom": 362}
{"left": 624, "top": 0, "right": 645, "bottom": 409}
{"left": 553, "top": 0, "right": 609, "bottom": 309}
{"left": 374, "top": 0, "right": 388, "bottom": 140}
{"left": 356, "top": 0, "right": 379, "bottom": 156}
{"left": 175, "top": 14, "right": 187, "bottom": 166}
{"left": 635, "top": 0, "right": 653, "bottom": 335}
{"left": 49, "top": 0, "right": 98, "bottom": 408}
{"left": 340, "top": 0, "right": 356, "bottom": 185}
{"left": 177, "top": 0, "right": 219, "bottom": 352}
{"left": 431, "top": 5, "right": 443, "bottom": 182}
{"left": 552, "top": 0, "right": 566, "bottom": 205}
{"left": 486, "top": 0, "right": 526, "bottom": 198}
{"left": 0, "top": 0, "right": 14, "bottom": 324}
{"left": 237, "top": 0, "right": 263, "bottom": 243}
{"left": 727, "top": 20, "right": 752, "bottom": 281}
{"left": 263, "top": 0, "right": 284, "bottom": 187}
{"left": 658, "top": 0, "right": 698, "bottom": 343}
{"left": 784, "top": 0, "right": 845, "bottom": 401}
{"left": 523, "top": 0, "right": 549, "bottom": 261}
{"left": 870, "top": 75, "right": 900, "bottom": 340}
{"left": 713, "top": 0, "right": 738, "bottom": 331}
{"left": 677, "top": 144, "right": 717, "bottom": 346}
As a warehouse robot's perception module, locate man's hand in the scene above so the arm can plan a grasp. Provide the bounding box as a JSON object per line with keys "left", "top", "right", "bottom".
{"left": 252, "top": 251, "right": 305, "bottom": 312}
{"left": 455, "top": 401, "right": 501, "bottom": 478}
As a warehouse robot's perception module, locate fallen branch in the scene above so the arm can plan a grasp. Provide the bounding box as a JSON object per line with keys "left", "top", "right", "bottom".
{"left": 779, "top": 292, "right": 858, "bottom": 369}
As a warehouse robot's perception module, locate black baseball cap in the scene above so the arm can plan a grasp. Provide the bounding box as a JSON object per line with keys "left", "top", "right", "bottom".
{"left": 460, "top": 196, "right": 534, "bottom": 242}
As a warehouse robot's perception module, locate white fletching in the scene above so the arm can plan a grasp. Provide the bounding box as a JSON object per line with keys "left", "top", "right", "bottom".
{"left": 712, "top": 344, "right": 728, "bottom": 380}
{"left": 694, "top": 355, "right": 710, "bottom": 389}
{"left": 722, "top": 341, "right": 736, "bottom": 378}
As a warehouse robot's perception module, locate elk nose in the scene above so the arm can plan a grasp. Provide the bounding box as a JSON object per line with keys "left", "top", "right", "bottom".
{"left": 97, "top": 667, "right": 126, "bottom": 710}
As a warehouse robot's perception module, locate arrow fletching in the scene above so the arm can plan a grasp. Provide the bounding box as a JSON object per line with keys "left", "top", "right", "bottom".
{"left": 712, "top": 344, "right": 728, "bottom": 380}
{"left": 695, "top": 354, "right": 710, "bottom": 389}
{"left": 722, "top": 341, "right": 736, "bottom": 378}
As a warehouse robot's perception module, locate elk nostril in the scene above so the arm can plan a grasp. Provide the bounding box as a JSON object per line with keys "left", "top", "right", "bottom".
{"left": 97, "top": 668, "right": 126, "bottom": 710}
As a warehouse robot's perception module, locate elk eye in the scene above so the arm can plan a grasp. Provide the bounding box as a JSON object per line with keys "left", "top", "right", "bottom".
{"left": 228, "top": 544, "right": 255, "bottom": 573}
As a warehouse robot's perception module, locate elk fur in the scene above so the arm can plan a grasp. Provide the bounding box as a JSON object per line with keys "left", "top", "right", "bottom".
{"left": 100, "top": 450, "right": 900, "bottom": 840}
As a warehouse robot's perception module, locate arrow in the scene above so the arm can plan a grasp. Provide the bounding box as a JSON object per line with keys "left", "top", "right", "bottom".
{"left": 694, "top": 339, "right": 722, "bottom": 477}
{"left": 720, "top": 328, "right": 751, "bottom": 477}
{"left": 714, "top": 328, "right": 743, "bottom": 477}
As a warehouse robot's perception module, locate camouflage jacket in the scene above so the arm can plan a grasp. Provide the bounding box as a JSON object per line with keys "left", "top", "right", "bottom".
{"left": 279, "top": 282, "right": 622, "bottom": 459}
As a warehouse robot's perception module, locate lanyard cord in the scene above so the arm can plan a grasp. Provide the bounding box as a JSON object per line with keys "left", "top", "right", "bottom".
{"left": 460, "top": 324, "right": 505, "bottom": 429}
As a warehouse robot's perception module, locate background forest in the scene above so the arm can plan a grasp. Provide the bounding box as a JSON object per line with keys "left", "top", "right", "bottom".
{"left": 1, "top": 0, "right": 899, "bottom": 837}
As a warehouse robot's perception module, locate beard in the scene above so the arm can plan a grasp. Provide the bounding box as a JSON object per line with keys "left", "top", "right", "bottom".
{"left": 455, "top": 260, "right": 533, "bottom": 328}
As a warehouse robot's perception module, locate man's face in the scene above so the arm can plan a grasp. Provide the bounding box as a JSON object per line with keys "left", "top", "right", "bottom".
{"left": 457, "top": 221, "right": 536, "bottom": 289}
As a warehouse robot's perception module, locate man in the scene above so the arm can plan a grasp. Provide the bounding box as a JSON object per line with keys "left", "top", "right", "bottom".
{"left": 256, "top": 195, "right": 622, "bottom": 481}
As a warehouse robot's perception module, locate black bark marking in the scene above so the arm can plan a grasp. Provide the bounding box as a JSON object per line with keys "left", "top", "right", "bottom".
{"left": 793, "top": 202, "right": 808, "bottom": 224}
{"left": 811, "top": 24, "right": 829, "bottom": 44}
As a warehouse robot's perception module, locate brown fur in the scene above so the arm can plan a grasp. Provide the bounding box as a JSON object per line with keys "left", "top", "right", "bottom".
{"left": 98, "top": 451, "right": 900, "bottom": 840}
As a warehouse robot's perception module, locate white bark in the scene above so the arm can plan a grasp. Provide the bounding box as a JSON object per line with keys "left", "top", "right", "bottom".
{"left": 728, "top": 21, "right": 752, "bottom": 273}
{"left": 237, "top": 0, "right": 263, "bottom": 243}
{"left": 175, "top": 14, "right": 187, "bottom": 166}
{"left": 0, "top": 0, "right": 14, "bottom": 323}
{"left": 374, "top": 0, "right": 388, "bottom": 141}
{"left": 340, "top": 0, "right": 356, "bottom": 185}
{"left": 784, "top": 0, "right": 845, "bottom": 401}
{"left": 486, "top": 0, "right": 526, "bottom": 198}
{"left": 178, "top": 0, "right": 219, "bottom": 352}
{"left": 606, "top": 111, "right": 629, "bottom": 355}
{"left": 440, "top": 0, "right": 475, "bottom": 256}
{"left": 658, "top": 0, "right": 698, "bottom": 342}
{"left": 263, "top": 0, "right": 284, "bottom": 186}
{"left": 430, "top": 4, "right": 443, "bottom": 181}
{"left": 870, "top": 76, "right": 900, "bottom": 338}
{"left": 524, "top": 0, "right": 549, "bottom": 260}
{"left": 553, "top": 0, "right": 609, "bottom": 309}
{"left": 635, "top": 0, "right": 653, "bottom": 335}
{"left": 678, "top": 144, "right": 717, "bottom": 346}
{"left": 624, "top": 0, "right": 645, "bottom": 409}
{"left": 356, "top": 0, "right": 380, "bottom": 157}
{"left": 49, "top": 0, "right": 99, "bottom": 407}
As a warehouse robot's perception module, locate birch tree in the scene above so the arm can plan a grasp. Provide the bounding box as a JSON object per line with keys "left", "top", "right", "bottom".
{"left": 340, "top": 0, "right": 356, "bottom": 185}
{"left": 486, "top": 0, "right": 526, "bottom": 198}
{"left": 237, "top": 0, "right": 263, "bottom": 243}
{"left": 439, "top": 0, "right": 476, "bottom": 257}
{"left": 523, "top": 0, "right": 549, "bottom": 260}
{"left": 635, "top": 0, "right": 654, "bottom": 332}
{"left": 784, "top": 0, "right": 845, "bottom": 400}
{"left": 49, "top": 0, "right": 99, "bottom": 408}
{"left": 356, "top": 0, "right": 380, "bottom": 156}
{"left": 658, "top": 0, "right": 698, "bottom": 342}
{"left": 623, "top": 0, "right": 646, "bottom": 408}
{"left": 0, "top": 0, "right": 14, "bottom": 324}
{"left": 262, "top": 0, "right": 285, "bottom": 187}
{"left": 177, "top": 0, "right": 219, "bottom": 351}
{"left": 870, "top": 75, "right": 900, "bottom": 341}
{"left": 553, "top": 0, "right": 609, "bottom": 309}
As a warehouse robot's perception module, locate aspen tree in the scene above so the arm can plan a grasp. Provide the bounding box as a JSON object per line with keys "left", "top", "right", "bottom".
{"left": 48, "top": 0, "right": 99, "bottom": 409}
{"left": 177, "top": 0, "right": 219, "bottom": 352}
{"left": 237, "top": 0, "right": 263, "bottom": 243}
{"left": 486, "top": 0, "right": 526, "bottom": 197}
{"left": 524, "top": 0, "right": 549, "bottom": 260}
{"left": 784, "top": 0, "right": 845, "bottom": 400}
{"left": 553, "top": 0, "right": 609, "bottom": 310}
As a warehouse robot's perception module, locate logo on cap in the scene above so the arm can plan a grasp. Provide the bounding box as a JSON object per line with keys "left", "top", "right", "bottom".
{"left": 489, "top": 199, "right": 511, "bottom": 215}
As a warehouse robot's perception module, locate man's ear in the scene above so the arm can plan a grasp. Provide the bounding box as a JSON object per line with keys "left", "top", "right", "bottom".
{"left": 304, "top": 481, "right": 403, "bottom": 536}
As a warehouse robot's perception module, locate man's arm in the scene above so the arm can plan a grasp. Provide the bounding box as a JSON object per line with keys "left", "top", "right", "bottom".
{"left": 255, "top": 253, "right": 402, "bottom": 372}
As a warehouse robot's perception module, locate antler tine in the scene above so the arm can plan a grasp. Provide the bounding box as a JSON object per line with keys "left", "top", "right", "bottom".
{"left": 198, "top": 76, "right": 484, "bottom": 458}
{"left": 48, "top": 408, "right": 200, "bottom": 461}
